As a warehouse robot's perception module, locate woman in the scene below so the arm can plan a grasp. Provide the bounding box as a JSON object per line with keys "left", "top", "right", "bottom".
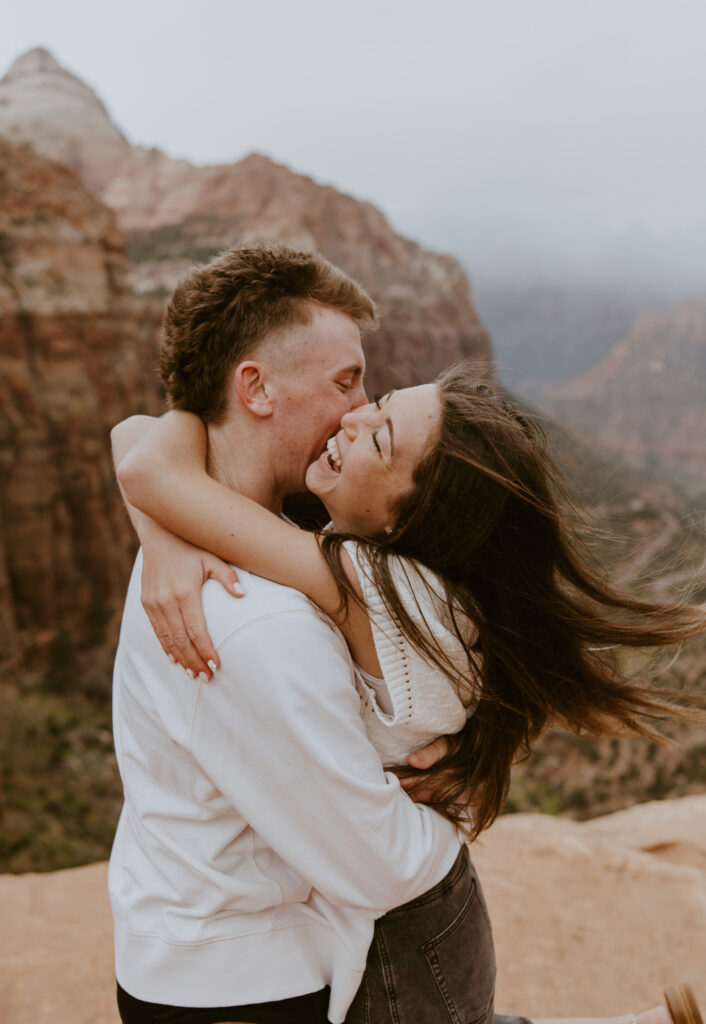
{"left": 114, "top": 367, "right": 704, "bottom": 1024}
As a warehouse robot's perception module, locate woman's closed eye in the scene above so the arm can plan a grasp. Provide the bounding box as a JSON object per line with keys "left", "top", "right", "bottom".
{"left": 372, "top": 428, "right": 382, "bottom": 455}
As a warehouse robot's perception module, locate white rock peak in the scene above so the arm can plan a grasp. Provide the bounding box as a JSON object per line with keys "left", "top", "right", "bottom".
{"left": 0, "top": 46, "right": 131, "bottom": 189}
{"left": 3, "top": 46, "right": 71, "bottom": 81}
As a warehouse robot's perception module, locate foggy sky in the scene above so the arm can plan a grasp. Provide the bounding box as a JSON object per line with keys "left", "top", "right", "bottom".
{"left": 2, "top": 0, "right": 706, "bottom": 291}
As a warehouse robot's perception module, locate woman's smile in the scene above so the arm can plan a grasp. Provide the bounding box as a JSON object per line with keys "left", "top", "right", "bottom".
{"left": 325, "top": 435, "right": 343, "bottom": 472}
{"left": 305, "top": 384, "right": 441, "bottom": 535}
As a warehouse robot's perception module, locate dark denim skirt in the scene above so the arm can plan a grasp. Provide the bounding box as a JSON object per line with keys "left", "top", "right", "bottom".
{"left": 345, "top": 844, "right": 497, "bottom": 1024}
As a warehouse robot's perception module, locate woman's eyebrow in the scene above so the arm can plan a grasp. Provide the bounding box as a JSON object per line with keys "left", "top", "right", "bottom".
{"left": 386, "top": 416, "right": 395, "bottom": 456}
{"left": 381, "top": 391, "right": 395, "bottom": 456}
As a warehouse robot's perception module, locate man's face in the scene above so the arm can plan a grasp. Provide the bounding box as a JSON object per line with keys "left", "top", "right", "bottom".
{"left": 269, "top": 305, "right": 368, "bottom": 495}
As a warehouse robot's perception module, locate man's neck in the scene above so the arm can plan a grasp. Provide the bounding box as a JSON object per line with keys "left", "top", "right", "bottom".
{"left": 206, "top": 414, "right": 282, "bottom": 515}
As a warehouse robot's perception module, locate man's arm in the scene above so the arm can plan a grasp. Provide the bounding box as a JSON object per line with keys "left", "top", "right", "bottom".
{"left": 189, "top": 600, "right": 460, "bottom": 912}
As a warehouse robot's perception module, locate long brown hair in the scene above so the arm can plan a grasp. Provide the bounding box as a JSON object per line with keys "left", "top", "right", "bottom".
{"left": 321, "top": 365, "right": 706, "bottom": 839}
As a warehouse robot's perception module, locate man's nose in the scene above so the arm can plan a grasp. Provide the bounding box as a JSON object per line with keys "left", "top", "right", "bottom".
{"left": 348, "top": 380, "right": 368, "bottom": 410}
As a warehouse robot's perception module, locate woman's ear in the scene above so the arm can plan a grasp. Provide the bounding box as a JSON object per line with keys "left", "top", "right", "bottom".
{"left": 233, "top": 361, "right": 274, "bottom": 417}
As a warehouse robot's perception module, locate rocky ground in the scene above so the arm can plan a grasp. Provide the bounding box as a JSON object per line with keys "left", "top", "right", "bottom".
{"left": 2, "top": 796, "right": 704, "bottom": 1023}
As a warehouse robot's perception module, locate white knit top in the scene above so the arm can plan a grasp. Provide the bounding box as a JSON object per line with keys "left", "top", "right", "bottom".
{"left": 343, "top": 542, "right": 481, "bottom": 766}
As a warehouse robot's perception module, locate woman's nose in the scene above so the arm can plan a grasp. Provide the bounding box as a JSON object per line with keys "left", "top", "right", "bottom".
{"left": 340, "top": 409, "right": 358, "bottom": 435}
{"left": 341, "top": 401, "right": 374, "bottom": 434}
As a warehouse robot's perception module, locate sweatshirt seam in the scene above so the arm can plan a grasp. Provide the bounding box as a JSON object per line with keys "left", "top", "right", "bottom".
{"left": 213, "top": 607, "right": 327, "bottom": 653}
{"left": 187, "top": 679, "right": 205, "bottom": 747}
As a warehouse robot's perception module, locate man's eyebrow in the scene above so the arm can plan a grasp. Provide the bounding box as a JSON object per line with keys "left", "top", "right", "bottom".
{"left": 336, "top": 363, "right": 364, "bottom": 376}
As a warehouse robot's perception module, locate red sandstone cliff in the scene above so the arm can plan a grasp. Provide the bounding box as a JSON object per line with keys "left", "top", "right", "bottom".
{"left": 0, "top": 47, "right": 493, "bottom": 677}
{"left": 0, "top": 48, "right": 493, "bottom": 398}
{"left": 0, "top": 139, "right": 162, "bottom": 676}
{"left": 119, "top": 151, "right": 493, "bottom": 395}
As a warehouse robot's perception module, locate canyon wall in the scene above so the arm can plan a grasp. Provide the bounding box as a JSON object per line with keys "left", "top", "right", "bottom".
{"left": 0, "top": 138, "right": 162, "bottom": 677}
{"left": 0, "top": 47, "right": 493, "bottom": 680}
{"left": 0, "top": 48, "right": 493, "bottom": 399}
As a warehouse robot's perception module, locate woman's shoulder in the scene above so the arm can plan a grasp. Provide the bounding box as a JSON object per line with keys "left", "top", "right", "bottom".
{"left": 341, "top": 540, "right": 475, "bottom": 640}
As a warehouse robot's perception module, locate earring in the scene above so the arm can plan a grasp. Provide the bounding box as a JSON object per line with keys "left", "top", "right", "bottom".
{"left": 385, "top": 525, "right": 392, "bottom": 535}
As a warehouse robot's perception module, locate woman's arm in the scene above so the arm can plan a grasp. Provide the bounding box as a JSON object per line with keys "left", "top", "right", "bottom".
{"left": 112, "top": 415, "right": 157, "bottom": 473}
{"left": 117, "top": 411, "right": 355, "bottom": 624}
{"left": 112, "top": 417, "right": 447, "bottom": 778}
{"left": 111, "top": 416, "right": 241, "bottom": 678}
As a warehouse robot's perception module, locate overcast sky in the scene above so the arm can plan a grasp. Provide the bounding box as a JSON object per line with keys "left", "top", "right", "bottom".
{"left": 2, "top": 0, "right": 706, "bottom": 289}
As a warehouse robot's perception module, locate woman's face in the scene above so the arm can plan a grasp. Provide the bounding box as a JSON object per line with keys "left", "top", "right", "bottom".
{"left": 305, "top": 383, "right": 441, "bottom": 535}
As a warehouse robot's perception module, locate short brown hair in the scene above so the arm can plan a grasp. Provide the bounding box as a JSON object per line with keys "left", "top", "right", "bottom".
{"left": 160, "top": 244, "right": 378, "bottom": 423}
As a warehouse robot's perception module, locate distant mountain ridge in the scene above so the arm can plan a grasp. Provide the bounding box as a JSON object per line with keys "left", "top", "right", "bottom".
{"left": 542, "top": 299, "right": 706, "bottom": 499}
{"left": 477, "top": 284, "right": 659, "bottom": 399}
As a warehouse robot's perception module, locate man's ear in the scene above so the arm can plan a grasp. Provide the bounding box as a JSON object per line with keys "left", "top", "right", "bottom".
{"left": 233, "top": 361, "right": 274, "bottom": 417}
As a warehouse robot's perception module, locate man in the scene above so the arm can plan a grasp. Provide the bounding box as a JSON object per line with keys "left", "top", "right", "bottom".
{"left": 109, "top": 245, "right": 466, "bottom": 1024}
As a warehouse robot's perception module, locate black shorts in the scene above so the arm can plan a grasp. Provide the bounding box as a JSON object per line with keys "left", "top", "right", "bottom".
{"left": 116, "top": 983, "right": 330, "bottom": 1024}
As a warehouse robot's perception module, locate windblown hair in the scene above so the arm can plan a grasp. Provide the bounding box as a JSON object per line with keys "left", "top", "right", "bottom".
{"left": 322, "top": 365, "right": 706, "bottom": 838}
{"left": 160, "top": 243, "right": 378, "bottom": 423}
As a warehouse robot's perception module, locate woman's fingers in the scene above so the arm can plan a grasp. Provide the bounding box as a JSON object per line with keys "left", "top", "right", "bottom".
{"left": 143, "top": 588, "right": 212, "bottom": 680}
{"left": 138, "top": 537, "right": 228, "bottom": 680}
{"left": 139, "top": 548, "right": 240, "bottom": 681}
{"left": 142, "top": 600, "right": 178, "bottom": 665}
{"left": 180, "top": 594, "right": 220, "bottom": 675}
{"left": 203, "top": 554, "right": 245, "bottom": 599}
{"left": 161, "top": 596, "right": 213, "bottom": 680}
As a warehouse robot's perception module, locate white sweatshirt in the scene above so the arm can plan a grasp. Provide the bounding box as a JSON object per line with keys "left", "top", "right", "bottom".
{"left": 109, "top": 552, "right": 461, "bottom": 1022}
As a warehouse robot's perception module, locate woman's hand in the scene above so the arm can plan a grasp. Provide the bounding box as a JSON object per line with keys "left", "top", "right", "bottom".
{"left": 141, "top": 529, "right": 243, "bottom": 680}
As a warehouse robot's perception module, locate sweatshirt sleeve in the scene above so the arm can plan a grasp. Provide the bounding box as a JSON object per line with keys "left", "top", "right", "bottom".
{"left": 188, "top": 605, "right": 460, "bottom": 913}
